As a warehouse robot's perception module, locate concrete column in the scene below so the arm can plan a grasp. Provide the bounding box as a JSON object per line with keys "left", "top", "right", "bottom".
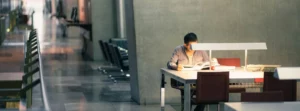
{"left": 91, "top": 0, "right": 117, "bottom": 60}
{"left": 51, "top": 0, "right": 56, "bottom": 15}
{"left": 127, "top": 0, "right": 300, "bottom": 105}
{"left": 124, "top": 0, "right": 140, "bottom": 103}
{"left": 116, "top": 0, "right": 126, "bottom": 38}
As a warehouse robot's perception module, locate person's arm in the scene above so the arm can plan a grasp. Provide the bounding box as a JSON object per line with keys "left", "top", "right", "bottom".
{"left": 167, "top": 49, "right": 179, "bottom": 70}
{"left": 202, "top": 51, "right": 209, "bottom": 62}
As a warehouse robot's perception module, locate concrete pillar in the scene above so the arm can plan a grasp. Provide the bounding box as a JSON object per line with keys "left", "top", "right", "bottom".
{"left": 91, "top": 0, "right": 117, "bottom": 60}
{"left": 124, "top": 0, "right": 140, "bottom": 103}
{"left": 51, "top": 0, "right": 56, "bottom": 15}
{"left": 127, "top": 0, "right": 300, "bottom": 105}
{"left": 116, "top": 0, "right": 126, "bottom": 38}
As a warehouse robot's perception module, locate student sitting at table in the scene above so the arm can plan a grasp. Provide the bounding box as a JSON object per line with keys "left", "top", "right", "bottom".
{"left": 167, "top": 32, "right": 209, "bottom": 111}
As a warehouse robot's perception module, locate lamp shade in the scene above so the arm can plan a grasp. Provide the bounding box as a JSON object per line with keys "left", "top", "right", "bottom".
{"left": 191, "top": 43, "right": 267, "bottom": 50}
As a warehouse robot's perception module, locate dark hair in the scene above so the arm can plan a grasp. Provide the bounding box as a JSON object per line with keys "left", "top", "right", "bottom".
{"left": 184, "top": 33, "right": 198, "bottom": 44}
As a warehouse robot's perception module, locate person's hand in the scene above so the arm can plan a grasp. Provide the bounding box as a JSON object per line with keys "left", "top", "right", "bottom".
{"left": 177, "top": 64, "right": 183, "bottom": 71}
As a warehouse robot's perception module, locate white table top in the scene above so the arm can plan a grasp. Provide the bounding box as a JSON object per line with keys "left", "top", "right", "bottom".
{"left": 0, "top": 72, "right": 23, "bottom": 81}
{"left": 224, "top": 102, "right": 300, "bottom": 111}
{"left": 161, "top": 68, "right": 264, "bottom": 83}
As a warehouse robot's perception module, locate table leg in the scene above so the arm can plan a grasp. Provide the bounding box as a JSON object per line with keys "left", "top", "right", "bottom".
{"left": 161, "top": 73, "right": 165, "bottom": 111}
{"left": 184, "top": 83, "right": 191, "bottom": 111}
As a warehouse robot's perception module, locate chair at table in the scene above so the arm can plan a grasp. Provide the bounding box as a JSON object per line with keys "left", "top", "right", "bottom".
{"left": 241, "top": 91, "right": 284, "bottom": 102}
{"left": 216, "top": 58, "right": 246, "bottom": 93}
{"left": 192, "top": 71, "right": 229, "bottom": 111}
{"left": 263, "top": 72, "right": 297, "bottom": 101}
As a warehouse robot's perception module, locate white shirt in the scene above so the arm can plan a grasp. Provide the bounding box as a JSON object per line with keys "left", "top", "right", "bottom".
{"left": 188, "top": 55, "right": 193, "bottom": 65}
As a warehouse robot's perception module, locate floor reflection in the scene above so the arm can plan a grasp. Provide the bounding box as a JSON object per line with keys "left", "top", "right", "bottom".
{"left": 0, "top": 0, "right": 180, "bottom": 110}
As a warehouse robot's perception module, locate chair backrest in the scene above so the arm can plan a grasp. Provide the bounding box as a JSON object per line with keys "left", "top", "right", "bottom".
{"left": 98, "top": 40, "right": 108, "bottom": 61}
{"left": 241, "top": 91, "right": 284, "bottom": 102}
{"left": 217, "top": 58, "right": 241, "bottom": 67}
{"left": 108, "top": 43, "right": 118, "bottom": 65}
{"left": 110, "top": 45, "right": 122, "bottom": 68}
{"left": 196, "top": 71, "right": 229, "bottom": 104}
{"left": 263, "top": 72, "right": 297, "bottom": 101}
{"left": 103, "top": 42, "right": 114, "bottom": 64}
{"left": 113, "top": 45, "right": 125, "bottom": 68}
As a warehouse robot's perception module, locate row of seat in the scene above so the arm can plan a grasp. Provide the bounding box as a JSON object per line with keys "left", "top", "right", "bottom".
{"left": 190, "top": 71, "right": 296, "bottom": 111}
{"left": 98, "top": 39, "right": 130, "bottom": 83}
{"left": 0, "top": 16, "right": 6, "bottom": 46}
{"left": 0, "top": 29, "right": 42, "bottom": 109}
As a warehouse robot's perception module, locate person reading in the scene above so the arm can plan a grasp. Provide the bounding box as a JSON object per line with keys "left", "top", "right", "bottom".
{"left": 167, "top": 32, "right": 209, "bottom": 111}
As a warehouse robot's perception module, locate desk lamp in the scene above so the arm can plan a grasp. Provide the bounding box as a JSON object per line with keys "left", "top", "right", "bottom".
{"left": 191, "top": 43, "right": 267, "bottom": 70}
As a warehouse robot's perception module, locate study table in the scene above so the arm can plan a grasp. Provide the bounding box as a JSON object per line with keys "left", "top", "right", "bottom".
{"left": 224, "top": 102, "right": 300, "bottom": 111}
{"left": 160, "top": 68, "right": 264, "bottom": 111}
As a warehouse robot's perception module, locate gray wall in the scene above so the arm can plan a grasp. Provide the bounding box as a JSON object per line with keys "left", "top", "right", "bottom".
{"left": 91, "top": 0, "right": 117, "bottom": 60}
{"left": 128, "top": 0, "right": 300, "bottom": 104}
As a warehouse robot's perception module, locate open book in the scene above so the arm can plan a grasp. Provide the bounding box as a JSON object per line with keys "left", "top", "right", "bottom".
{"left": 182, "top": 62, "right": 211, "bottom": 71}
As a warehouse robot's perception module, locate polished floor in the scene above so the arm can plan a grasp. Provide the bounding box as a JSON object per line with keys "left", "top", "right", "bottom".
{"left": 0, "top": 9, "right": 178, "bottom": 111}
{"left": 39, "top": 16, "right": 178, "bottom": 111}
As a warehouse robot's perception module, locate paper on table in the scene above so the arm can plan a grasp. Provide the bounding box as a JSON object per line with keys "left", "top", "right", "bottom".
{"left": 182, "top": 65, "right": 209, "bottom": 71}
{"left": 214, "top": 66, "right": 236, "bottom": 71}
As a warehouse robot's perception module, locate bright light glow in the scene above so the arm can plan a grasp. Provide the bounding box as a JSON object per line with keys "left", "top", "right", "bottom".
{"left": 23, "top": 0, "right": 46, "bottom": 51}
{"left": 191, "top": 43, "right": 267, "bottom": 50}
{"left": 274, "top": 67, "right": 300, "bottom": 80}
